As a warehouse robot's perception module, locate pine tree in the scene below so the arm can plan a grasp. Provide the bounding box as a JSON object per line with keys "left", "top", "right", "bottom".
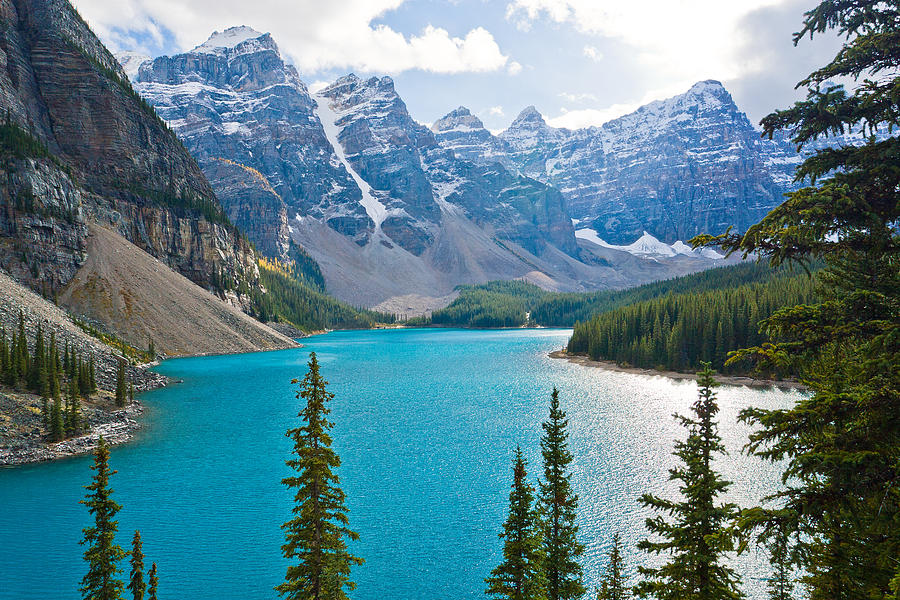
{"left": 691, "top": 3, "right": 900, "bottom": 597}
{"left": 634, "top": 364, "right": 743, "bottom": 600}
{"left": 115, "top": 361, "right": 127, "bottom": 407}
{"left": 50, "top": 397, "right": 64, "bottom": 441}
{"left": 486, "top": 447, "right": 546, "bottom": 600}
{"left": 147, "top": 564, "right": 158, "bottom": 600}
{"left": 596, "top": 533, "right": 627, "bottom": 600}
{"left": 80, "top": 436, "right": 126, "bottom": 600}
{"left": 29, "top": 324, "right": 44, "bottom": 391}
{"left": 539, "top": 388, "right": 584, "bottom": 600}
{"left": 276, "top": 352, "right": 363, "bottom": 600}
{"left": 127, "top": 531, "right": 145, "bottom": 600}
{"left": 89, "top": 356, "right": 97, "bottom": 394}
{"left": 69, "top": 380, "right": 82, "bottom": 435}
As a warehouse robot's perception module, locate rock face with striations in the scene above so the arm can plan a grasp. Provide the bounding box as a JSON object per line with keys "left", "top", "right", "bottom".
{"left": 0, "top": 0, "right": 290, "bottom": 351}
{"left": 0, "top": 0, "right": 259, "bottom": 296}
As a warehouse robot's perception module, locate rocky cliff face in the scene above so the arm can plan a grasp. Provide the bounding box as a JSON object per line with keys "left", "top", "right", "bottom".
{"left": 0, "top": 0, "right": 276, "bottom": 348}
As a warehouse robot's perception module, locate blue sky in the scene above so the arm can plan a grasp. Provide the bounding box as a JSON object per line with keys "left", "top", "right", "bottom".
{"left": 73, "top": 0, "right": 843, "bottom": 132}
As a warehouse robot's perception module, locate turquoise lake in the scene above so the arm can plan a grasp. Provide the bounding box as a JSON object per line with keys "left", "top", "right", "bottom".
{"left": 0, "top": 328, "right": 800, "bottom": 599}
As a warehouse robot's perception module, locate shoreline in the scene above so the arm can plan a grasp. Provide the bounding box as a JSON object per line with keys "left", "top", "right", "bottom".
{"left": 549, "top": 350, "right": 807, "bottom": 391}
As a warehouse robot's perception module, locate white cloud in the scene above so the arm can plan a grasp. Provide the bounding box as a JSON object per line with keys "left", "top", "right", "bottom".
{"left": 558, "top": 91, "right": 597, "bottom": 103}
{"left": 487, "top": 106, "right": 505, "bottom": 116}
{"left": 507, "top": 60, "right": 523, "bottom": 75}
{"left": 547, "top": 82, "right": 690, "bottom": 129}
{"left": 73, "top": 0, "right": 513, "bottom": 75}
{"left": 506, "top": 0, "right": 783, "bottom": 85}
{"left": 307, "top": 80, "right": 330, "bottom": 93}
{"left": 582, "top": 45, "right": 602, "bottom": 62}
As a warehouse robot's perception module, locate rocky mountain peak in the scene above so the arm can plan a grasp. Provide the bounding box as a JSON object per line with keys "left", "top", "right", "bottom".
{"left": 192, "top": 25, "right": 275, "bottom": 56}
{"left": 511, "top": 105, "right": 545, "bottom": 126}
{"left": 431, "top": 106, "right": 486, "bottom": 133}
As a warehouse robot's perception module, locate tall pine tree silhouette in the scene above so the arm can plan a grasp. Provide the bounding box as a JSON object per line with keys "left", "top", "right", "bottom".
{"left": 80, "top": 436, "right": 126, "bottom": 600}
{"left": 276, "top": 352, "right": 362, "bottom": 600}
{"left": 147, "top": 564, "right": 158, "bottom": 600}
{"left": 127, "top": 531, "right": 145, "bottom": 600}
{"left": 539, "top": 388, "right": 584, "bottom": 600}
{"left": 634, "top": 364, "right": 743, "bottom": 600}
{"left": 597, "top": 533, "right": 628, "bottom": 600}
{"left": 486, "top": 447, "right": 546, "bottom": 600}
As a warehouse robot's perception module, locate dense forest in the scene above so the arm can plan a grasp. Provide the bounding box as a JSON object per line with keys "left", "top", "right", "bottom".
{"left": 422, "top": 261, "right": 801, "bottom": 329}
{"left": 567, "top": 270, "right": 818, "bottom": 374}
{"left": 249, "top": 257, "right": 394, "bottom": 331}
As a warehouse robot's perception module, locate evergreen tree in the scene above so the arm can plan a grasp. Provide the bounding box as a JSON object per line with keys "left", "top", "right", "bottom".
{"left": 146, "top": 564, "right": 158, "bottom": 600}
{"left": 597, "top": 533, "right": 628, "bottom": 600}
{"left": 50, "top": 397, "right": 64, "bottom": 441}
{"left": 89, "top": 356, "right": 97, "bottom": 394}
{"left": 127, "top": 531, "right": 145, "bottom": 600}
{"left": 538, "top": 388, "right": 584, "bottom": 600}
{"left": 80, "top": 436, "right": 126, "bottom": 600}
{"left": 634, "top": 364, "right": 743, "bottom": 600}
{"left": 486, "top": 447, "right": 546, "bottom": 600}
{"left": 29, "top": 324, "right": 44, "bottom": 391}
{"left": 276, "top": 352, "right": 363, "bottom": 600}
{"left": 42, "top": 396, "right": 49, "bottom": 429}
{"left": 692, "top": 2, "right": 900, "bottom": 597}
{"left": 115, "top": 361, "right": 127, "bottom": 407}
{"left": 69, "top": 380, "right": 82, "bottom": 435}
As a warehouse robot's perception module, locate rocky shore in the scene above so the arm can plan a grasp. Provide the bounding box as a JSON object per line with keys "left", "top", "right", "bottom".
{"left": 549, "top": 350, "right": 807, "bottom": 391}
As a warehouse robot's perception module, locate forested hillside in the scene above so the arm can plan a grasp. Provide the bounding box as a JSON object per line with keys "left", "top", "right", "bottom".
{"left": 423, "top": 262, "right": 793, "bottom": 328}
{"left": 567, "top": 269, "right": 818, "bottom": 374}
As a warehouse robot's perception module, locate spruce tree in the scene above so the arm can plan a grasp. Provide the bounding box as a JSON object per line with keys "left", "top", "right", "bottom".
{"left": 50, "top": 397, "right": 64, "bottom": 441}
{"left": 147, "top": 564, "right": 158, "bottom": 600}
{"left": 89, "top": 356, "right": 97, "bottom": 394}
{"left": 115, "top": 361, "right": 127, "bottom": 407}
{"left": 276, "top": 352, "right": 363, "bottom": 600}
{"left": 127, "top": 531, "right": 145, "bottom": 600}
{"left": 69, "top": 383, "right": 82, "bottom": 435}
{"left": 539, "top": 388, "right": 584, "bottom": 600}
{"left": 80, "top": 436, "right": 126, "bottom": 600}
{"left": 597, "top": 533, "right": 627, "bottom": 600}
{"left": 485, "top": 447, "right": 546, "bottom": 600}
{"left": 29, "top": 324, "right": 44, "bottom": 391}
{"left": 634, "top": 364, "right": 743, "bottom": 600}
{"left": 692, "top": 3, "right": 900, "bottom": 597}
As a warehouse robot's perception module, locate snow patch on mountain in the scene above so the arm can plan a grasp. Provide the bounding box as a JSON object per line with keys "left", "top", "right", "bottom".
{"left": 313, "top": 93, "right": 388, "bottom": 229}
{"left": 116, "top": 51, "right": 150, "bottom": 81}
{"left": 576, "top": 229, "right": 723, "bottom": 260}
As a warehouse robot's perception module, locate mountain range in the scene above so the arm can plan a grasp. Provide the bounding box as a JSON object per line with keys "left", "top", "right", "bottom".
{"left": 122, "top": 25, "right": 804, "bottom": 310}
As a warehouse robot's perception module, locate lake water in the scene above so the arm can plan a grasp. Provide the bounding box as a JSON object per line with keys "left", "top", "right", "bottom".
{"left": 0, "top": 328, "right": 800, "bottom": 599}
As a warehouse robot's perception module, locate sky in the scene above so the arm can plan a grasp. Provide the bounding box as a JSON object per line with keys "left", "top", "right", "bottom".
{"left": 71, "top": 0, "right": 845, "bottom": 132}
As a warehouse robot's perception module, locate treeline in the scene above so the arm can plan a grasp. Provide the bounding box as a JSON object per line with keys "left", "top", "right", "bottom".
{"left": 1, "top": 313, "right": 97, "bottom": 441}
{"left": 429, "top": 280, "right": 541, "bottom": 328}
{"left": 568, "top": 272, "right": 817, "bottom": 374}
{"left": 422, "top": 262, "right": 794, "bottom": 329}
{"left": 249, "top": 260, "right": 395, "bottom": 331}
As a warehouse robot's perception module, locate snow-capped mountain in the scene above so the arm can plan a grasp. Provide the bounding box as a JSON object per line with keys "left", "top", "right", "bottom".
{"left": 126, "top": 29, "right": 724, "bottom": 307}
{"left": 432, "top": 80, "right": 874, "bottom": 247}
{"left": 131, "top": 26, "right": 369, "bottom": 258}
